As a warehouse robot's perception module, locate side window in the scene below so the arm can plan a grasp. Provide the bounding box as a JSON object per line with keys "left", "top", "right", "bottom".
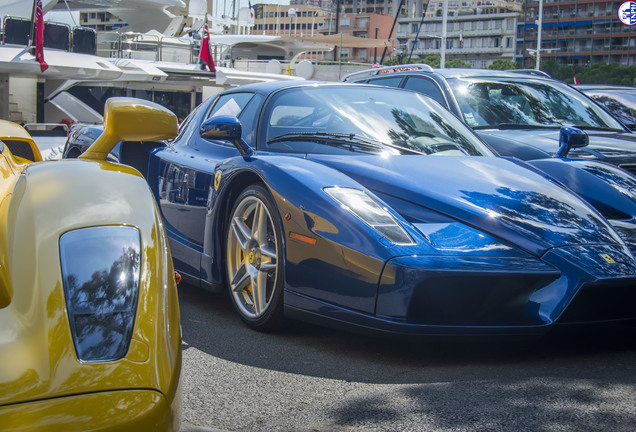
{"left": 237, "top": 94, "right": 264, "bottom": 147}
{"left": 403, "top": 77, "right": 447, "bottom": 107}
{"left": 171, "top": 103, "right": 201, "bottom": 143}
{"left": 366, "top": 75, "right": 404, "bottom": 88}
{"left": 206, "top": 93, "right": 254, "bottom": 119}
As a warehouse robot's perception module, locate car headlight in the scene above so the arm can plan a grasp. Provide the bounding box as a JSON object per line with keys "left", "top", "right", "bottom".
{"left": 59, "top": 226, "right": 141, "bottom": 362}
{"left": 324, "top": 187, "right": 414, "bottom": 245}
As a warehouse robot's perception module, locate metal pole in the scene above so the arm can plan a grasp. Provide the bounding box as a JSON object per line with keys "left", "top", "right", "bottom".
{"left": 408, "top": 0, "right": 431, "bottom": 63}
{"left": 380, "top": 0, "right": 406, "bottom": 64}
{"left": 374, "top": 27, "right": 379, "bottom": 63}
{"left": 441, "top": 0, "right": 448, "bottom": 68}
{"left": 28, "top": 0, "right": 37, "bottom": 50}
{"left": 312, "top": 12, "right": 315, "bottom": 36}
{"left": 536, "top": 0, "right": 543, "bottom": 70}
{"left": 334, "top": 0, "right": 340, "bottom": 61}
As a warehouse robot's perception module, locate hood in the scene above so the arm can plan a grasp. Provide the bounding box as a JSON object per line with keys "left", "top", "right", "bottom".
{"left": 307, "top": 154, "right": 624, "bottom": 257}
{"left": 478, "top": 129, "right": 636, "bottom": 164}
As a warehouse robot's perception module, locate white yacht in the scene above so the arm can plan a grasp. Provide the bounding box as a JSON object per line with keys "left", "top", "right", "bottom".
{"left": 0, "top": 0, "right": 334, "bottom": 125}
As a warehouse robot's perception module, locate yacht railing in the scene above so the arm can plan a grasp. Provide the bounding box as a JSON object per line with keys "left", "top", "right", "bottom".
{"left": 96, "top": 32, "right": 197, "bottom": 64}
{"left": 1, "top": 17, "right": 96, "bottom": 54}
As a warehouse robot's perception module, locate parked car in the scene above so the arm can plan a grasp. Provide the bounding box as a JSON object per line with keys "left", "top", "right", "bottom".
{"left": 23, "top": 122, "right": 71, "bottom": 160}
{"left": 64, "top": 124, "right": 124, "bottom": 162}
{"left": 0, "top": 100, "right": 182, "bottom": 431}
{"left": 578, "top": 85, "right": 636, "bottom": 131}
{"left": 344, "top": 65, "right": 636, "bottom": 175}
{"left": 63, "top": 83, "right": 636, "bottom": 336}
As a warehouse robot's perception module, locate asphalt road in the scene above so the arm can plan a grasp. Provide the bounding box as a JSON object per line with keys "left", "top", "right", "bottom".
{"left": 179, "top": 282, "right": 636, "bottom": 432}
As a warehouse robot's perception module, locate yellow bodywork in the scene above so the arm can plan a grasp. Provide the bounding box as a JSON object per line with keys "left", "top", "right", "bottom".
{"left": 0, "top": 120, "right": 43, "bottom": 163}
{"left": 0, "top": 99, "right": 182, "bottom": 431}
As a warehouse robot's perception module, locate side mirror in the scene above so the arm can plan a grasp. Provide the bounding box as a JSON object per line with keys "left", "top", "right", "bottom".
{"left": 555, "top": 126, "right": 588, "bottom": 158}
{"left": 200, "top": 115, "right": 254, "bottom": 156}
{"left": 80, "top": 97, "right": 178, "bottom": 161}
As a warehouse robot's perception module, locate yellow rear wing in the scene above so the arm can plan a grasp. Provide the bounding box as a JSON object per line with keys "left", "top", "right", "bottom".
{"left": 80, "top": 98, "right": 178, "bottom": 161}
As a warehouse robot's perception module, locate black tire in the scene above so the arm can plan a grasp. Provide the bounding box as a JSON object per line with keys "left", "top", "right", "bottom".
{"left": 225, "top": 184, "right": 285, "bottom": 331}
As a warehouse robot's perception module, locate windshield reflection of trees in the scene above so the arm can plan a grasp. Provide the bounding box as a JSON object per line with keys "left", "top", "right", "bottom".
{"left": 592, "top": 95, "right": 636, "bottom": 127}
{"left": 387, "top": 108, "right": 483, "bottom": 156}
{"left": 66, "top": 246, "right": 140, "bottom": 360}
{"left": 460, "top": 186, "right": 617, "bottom": 246}
{"left": 462, "top": 81, "right": 608, "bottom": 128}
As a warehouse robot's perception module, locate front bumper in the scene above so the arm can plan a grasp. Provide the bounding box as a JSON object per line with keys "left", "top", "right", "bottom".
{"left": 285, "top": 244, "right": 636, "bottom": 336}
{"left": 0, "top": 390, "right": 178, "bottom": 432}
{"left": 378, "top": 244, "right": 636, "bottom": 330}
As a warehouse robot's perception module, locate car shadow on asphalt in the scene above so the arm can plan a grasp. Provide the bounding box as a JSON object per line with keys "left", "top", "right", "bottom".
{"left": 178, "top": 282, "right": 636, "bottom": 386}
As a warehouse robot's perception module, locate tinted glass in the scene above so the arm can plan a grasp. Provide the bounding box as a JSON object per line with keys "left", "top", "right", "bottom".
{"left": 584, "top": 90, "right": 636, "bottom": 129}
{"left": 207, "top": 93, "right": 254, "bottom": 119}
{"left": 403, "top": 77, "right": 446, "bottom": 106}
{"left": 263, "top": 86, "right": 493, "bottom": 156}
{"left": 366, "top": 76, "right": 404, "bottom": 88}
{"left": 60, "top": 226, "right": 141, "bottom": 362}
{"left": 3, "top": 18, "right": 31, "bottom": 45}
{"left": 238, "top": 94, "right": 264, "bottom": 146}
{"left": 44, "top": 23, "right": 70, "bottom": 50}
{"left": 72, "top": 27, "right": 96, "bottom": 54}
{"left": 447, "top": 77, "right": 626, "bottom": 130}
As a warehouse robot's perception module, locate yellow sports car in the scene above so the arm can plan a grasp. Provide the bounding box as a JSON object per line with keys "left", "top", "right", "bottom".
{"left": 0, "top": 99, "right": 182, "bottom": 431}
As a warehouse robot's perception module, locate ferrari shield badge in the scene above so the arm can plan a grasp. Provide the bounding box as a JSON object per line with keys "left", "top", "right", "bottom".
{"left": 214, "top": 170, "right": 222, "bottom": 191}
{"left": 601, "top": 254, "right": 616, "bottom": 264}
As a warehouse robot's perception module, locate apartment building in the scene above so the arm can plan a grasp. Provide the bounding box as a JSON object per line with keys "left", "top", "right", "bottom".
{"left": 320, "top": 13, "right": 394, "bottom": 62}
{"left": 252, "top": 3, "right": 327, "bottom": 36}
{"left": 395, "top": 11, "right": 519, "bottom": 68}
{"left": 519, "top": 0, "right": 635, "bottom": 67}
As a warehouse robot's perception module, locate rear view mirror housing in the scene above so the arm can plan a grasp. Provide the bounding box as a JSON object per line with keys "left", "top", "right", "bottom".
{"left": 200, "top": 115, "right": 253, "bottom": 156}
{"left": 555, "top": 126, "right": 588, "bottom": 158}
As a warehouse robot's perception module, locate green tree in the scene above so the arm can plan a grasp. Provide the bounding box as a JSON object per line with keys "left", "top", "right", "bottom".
{"left": 488, "top": 59, "right": 520, "bottom": 70}
{"left": 418, "top": 55, "right": 440, "bottom": 68}
{"left": 446, "top": 58, "right": 471, "bottom": 68}
{"left": 539, "top": 60, "right": 636, "bottom": 86}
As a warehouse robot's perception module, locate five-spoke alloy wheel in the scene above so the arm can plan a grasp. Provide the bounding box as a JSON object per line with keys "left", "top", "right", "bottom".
{"left": 226, "top": 185, "right": 284, "bottom": 330}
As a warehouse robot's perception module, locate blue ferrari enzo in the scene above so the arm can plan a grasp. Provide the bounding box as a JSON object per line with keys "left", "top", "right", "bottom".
{"left": 66, "top": 82, "right": 636, "bottom": 335}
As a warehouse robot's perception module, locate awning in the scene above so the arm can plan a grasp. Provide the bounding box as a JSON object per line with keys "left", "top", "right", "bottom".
{"left": 293, "top": 34, "right": 391, "bottom": 49}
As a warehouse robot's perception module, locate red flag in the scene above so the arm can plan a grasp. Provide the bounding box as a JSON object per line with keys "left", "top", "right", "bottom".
{"left": 199, "top": 20, "right": 216, "bottom": 73}
{"left": 573, "top": 74, "right": 580, "bottom": 85}
{"left": 34, "top": 0, "right": 48, "bottom": 72}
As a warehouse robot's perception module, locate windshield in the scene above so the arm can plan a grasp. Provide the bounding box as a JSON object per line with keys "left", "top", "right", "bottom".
{"left": 261, "top": 85, "right": 494, "bottom": 157}
{"left": 447, "top": 77, "right": 626, "bottom": 131}
{"left": 583, "top": 89, "right": 636, "bottom": 129}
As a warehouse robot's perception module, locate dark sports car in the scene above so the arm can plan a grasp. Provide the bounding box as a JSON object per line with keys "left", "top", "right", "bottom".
{"left": 578, "top": 85, "right": 636, "bottom": 131}
{"left": 344, "top": 66, "right": 636, "bottom": 176}
{"left": 66, "top": 82, "right": 636, "bottom": 335}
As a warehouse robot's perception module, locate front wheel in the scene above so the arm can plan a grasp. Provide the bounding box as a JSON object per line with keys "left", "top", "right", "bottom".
{"left": 225, "top": 185, "right": 285, "bottom": 331}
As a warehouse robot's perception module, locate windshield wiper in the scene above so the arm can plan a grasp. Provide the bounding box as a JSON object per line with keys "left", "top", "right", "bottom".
{"left": 472, "top": 123, "right": 560, "bottom": 130}
{"left": 266, "top": 132, "right": 425, "bottom": 155}
{"left": 569, "top": 125, "right": 626, "bottom": 132}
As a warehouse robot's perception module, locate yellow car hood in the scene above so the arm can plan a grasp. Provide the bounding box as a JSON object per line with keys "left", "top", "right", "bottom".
{"left": 0, "top": 158, "right": 181, "bottom": 408}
